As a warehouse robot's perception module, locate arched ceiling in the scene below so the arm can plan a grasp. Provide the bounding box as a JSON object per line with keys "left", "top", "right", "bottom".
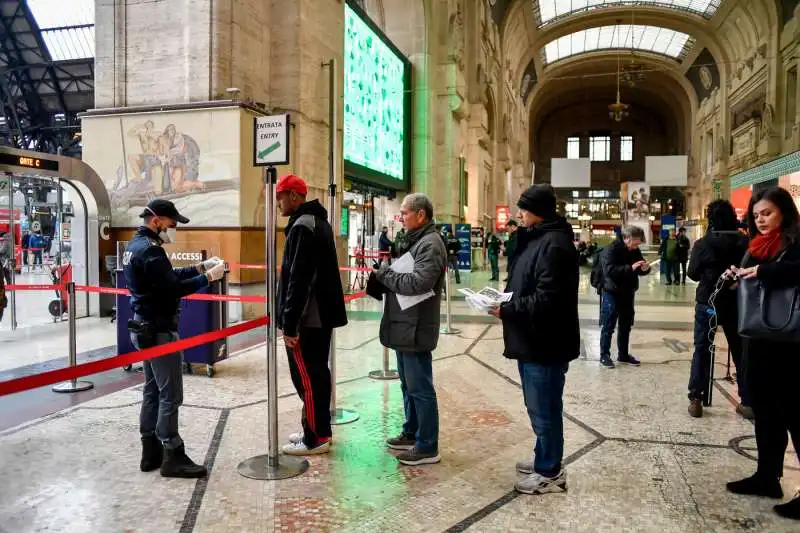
{"left": 532, "top": 0, "right": 723, "bottom": 27}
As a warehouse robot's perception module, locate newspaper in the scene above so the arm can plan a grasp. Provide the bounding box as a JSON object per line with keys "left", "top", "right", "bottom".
{"left": 390, "top": 252, "right": 435, "bottom": 311}
{"left": 458, "top": 287, "right": 513, "bottom": 313}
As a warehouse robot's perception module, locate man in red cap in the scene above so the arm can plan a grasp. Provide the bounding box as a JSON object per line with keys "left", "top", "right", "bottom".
{"left": 275, "top": 174, "right": 347, "bottom": 455}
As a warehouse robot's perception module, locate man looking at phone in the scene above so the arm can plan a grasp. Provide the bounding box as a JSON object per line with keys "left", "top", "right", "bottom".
{"left": 598, "top": 226, "right": 650, "bottom": 369}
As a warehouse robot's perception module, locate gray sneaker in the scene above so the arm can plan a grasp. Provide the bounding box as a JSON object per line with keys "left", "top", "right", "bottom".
{"left": 514, "top": 470, "right": 567, "bottom": 495}
{"left": 397, "top": 447, "right": 441, "bottom": 466}
{"left": 386, "top": 433, "right": 415, "bottom": 451}
{"left": 515, "top": 459, "right": 535, "bottom": 474}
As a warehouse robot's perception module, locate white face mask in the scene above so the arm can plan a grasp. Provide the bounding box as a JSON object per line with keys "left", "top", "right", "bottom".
{"left": 160, "top": 227, "right": 177, "bottom": 244}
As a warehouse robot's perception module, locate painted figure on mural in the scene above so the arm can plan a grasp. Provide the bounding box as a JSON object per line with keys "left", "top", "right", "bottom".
{"left": 162, "top": 124, "right": 203, "bottom": 194}
{"left": 127, "top": 120, "right": 164, "bottom": 191}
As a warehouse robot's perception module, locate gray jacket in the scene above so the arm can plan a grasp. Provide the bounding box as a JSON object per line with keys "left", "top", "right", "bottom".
{"left": 375, "top": 224, "right": 447, "bottom": 353}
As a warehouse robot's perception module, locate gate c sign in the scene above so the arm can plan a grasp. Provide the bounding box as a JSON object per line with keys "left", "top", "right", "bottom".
{"left": 495, "top": 206, "right": 510, "bottom": 232}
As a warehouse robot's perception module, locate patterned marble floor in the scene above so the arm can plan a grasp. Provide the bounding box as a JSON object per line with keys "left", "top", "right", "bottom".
{"left": 1, "top": 278, "right": 798, "bottom": 532}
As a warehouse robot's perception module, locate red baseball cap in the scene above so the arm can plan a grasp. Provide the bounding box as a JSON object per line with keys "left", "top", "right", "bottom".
{"left": 276, "top": 174, "right": 308, "bottom": 196}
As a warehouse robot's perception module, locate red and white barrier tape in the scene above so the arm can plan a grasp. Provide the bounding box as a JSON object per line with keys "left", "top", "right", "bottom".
{"left": 0, "top": 316, "right": 269, "bottom": 397}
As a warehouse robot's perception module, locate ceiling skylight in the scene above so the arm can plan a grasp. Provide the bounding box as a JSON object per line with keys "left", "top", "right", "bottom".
{"left": 533, "top": 0, "right": 722, "bottom": 26}
{"left": 26, "top": 0, "right": 95, "bottom": 61}
{"left": 542, "top": 25, "right": 694, "bottom": 64}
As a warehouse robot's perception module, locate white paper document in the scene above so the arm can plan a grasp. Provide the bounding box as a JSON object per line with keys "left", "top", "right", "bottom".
{"left": 389, "top": 252, "right": 435, "bottom": 311}
{"left": 458, "top": 287, "right": 513, "bottom": 313}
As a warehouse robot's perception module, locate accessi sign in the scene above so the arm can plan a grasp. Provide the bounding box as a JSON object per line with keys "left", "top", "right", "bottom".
{"left": 165, "top": 248, "right": 207, "bottom": 266}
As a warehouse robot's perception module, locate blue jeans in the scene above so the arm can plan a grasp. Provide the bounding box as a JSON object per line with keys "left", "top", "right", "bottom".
{"left": 133, "top": 330, "right": 184, "bottom": 449}
{"left": 396, "top": 351, "right": 439, "bottom": 453}
{"left": 689, "top": 302, "right": 749, "bottom": 405}
{"left": 519, "top": 361, "right": 569, "bottom": 477}
{"left": 600, "top": 291, "right": 635, "bottom": 360}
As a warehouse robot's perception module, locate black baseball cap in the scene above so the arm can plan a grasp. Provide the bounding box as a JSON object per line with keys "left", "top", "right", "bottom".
{"left": 139, "top": 199, "right": 190, "bottom": 224}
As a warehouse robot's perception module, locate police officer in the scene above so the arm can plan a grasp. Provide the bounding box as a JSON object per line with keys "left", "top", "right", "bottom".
{"left": 123, "top": 199, "right": 226, "bottom": 478}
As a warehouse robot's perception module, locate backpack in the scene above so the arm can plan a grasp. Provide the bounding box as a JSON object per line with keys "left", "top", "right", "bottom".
{"left": 589, "top": 248, "right": 605, "bottom": 293}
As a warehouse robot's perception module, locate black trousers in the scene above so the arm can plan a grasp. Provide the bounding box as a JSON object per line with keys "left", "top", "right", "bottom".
{"left": 679, "top": 260, "right": 688, "bottom": 284}
{"left": 748, "top": 341, "right": 800, "bottom": 479}
{"left": 286, "top": 326, "right": 333, "bottom": 447}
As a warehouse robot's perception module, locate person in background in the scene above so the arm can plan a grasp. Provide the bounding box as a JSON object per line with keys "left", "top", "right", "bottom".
{"left": 123, "top": 199, "right": 226, "bottom": 478}
{"left": 375, "top": 192, "right": 446, "bottom": 466}
{"left": 486, "top": 232, "right": 501, "bottom": 281}
{"left": 504, "top": 220, "right": 518, "bottom": 282}
{"left": 676, "top": 227, "right": 691, "bottom": 285}
{"left": 445, "top": 228, "right": 462, "bottom": 284}
{"left": 0, "top": 231, "right": 11, "bottom": 284}
{"left": 21, "top": 230, "right": 29, "bottom": 267}
{"left": 393, "top": 227, "right": 406, "bottom": 258}
{"left": 726, "top": 187, "right": 800, "bottom": 520}
{"left": 489, "top": 184, "right": 579, "bottom": 495}
{"left": 659, "top": 230, "right": 680, "bottom": 285}
{"left": 378, "top": 226, "right": 393, "bottom": 266}
{"left": 686, "top": 200, "right": 751, "bottom": 419}
{"left": 598, "top": 226, "right": 650, "bottom": 369}
{"left": 275, "top": 175, "right": 348, "bottom": 456}
{"left": 29, "top": 230, "right": 44, "bottom": 270}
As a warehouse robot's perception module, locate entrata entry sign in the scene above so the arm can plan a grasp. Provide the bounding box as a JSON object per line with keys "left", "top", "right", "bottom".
{"left": 253, "top": 114, "right": 290, "bottom": 166}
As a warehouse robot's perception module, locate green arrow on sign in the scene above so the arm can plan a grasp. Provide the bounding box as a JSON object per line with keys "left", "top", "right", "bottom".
{"left": 258, "top": 141, "right": 281, "bottom": 160}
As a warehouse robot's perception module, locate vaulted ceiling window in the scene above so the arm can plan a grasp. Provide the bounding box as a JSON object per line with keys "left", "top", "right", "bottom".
{"left": 532, "top": 0, "right": 722, "bottom": 27}
{"left": 542, "top": 25, "right": 694, "bottom": 65}
{"left": 27, "top": 0, "right": 95, "bottom": 61}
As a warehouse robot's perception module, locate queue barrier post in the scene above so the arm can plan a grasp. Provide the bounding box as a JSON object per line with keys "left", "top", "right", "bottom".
{"left": 53, "top": 282, "right": 94, "bottom": 393}
{"left": 237, "top": 165, "right": 308, "bottom": 480}
{"left": 440, "top": 266, "right": 460, "bottom": 335}
{"left": 369, "top": 345, "right": 399, "bottom": 380}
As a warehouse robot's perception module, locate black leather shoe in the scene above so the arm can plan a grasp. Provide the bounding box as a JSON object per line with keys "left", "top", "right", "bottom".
{"left": 727, "top": 474, "right": 783, "bottom": 498}
{"left": 140, "top": 435, "right": 163, "bottom": 472}
{"left": 774, "top": 495, "right": 800, "bottom": 520}
{"left": 160, "top": 445, "right": 207, "bottom": 478}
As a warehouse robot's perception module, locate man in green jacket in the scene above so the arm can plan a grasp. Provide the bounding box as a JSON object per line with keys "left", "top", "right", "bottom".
{"left": 659, "top": 230, "right": 680, "bottom": 285}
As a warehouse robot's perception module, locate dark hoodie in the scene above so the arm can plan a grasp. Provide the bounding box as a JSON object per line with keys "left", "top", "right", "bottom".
{"left": 277, "top": 199, "right": 347, "bottom": 337}
{"left": 500, "top": 216, "right": 580, "bottom": 364}
{"left": 687, "top": 229, "right": 748, "bottom": 305}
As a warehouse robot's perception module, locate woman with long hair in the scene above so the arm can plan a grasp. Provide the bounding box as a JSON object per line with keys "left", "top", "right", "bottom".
{"left": 686, "top": 200, "right": 750, "bottom": 418}
{"left": 726, "top": 187, "right": 800, "bottom": 520}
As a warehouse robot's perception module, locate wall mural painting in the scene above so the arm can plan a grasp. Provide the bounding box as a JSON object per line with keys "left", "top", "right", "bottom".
{"left": 83, "top": 109, "right": 241, "bottom": 227}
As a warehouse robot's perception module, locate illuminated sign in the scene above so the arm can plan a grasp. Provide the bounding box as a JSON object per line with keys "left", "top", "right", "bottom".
{"left": 495, "top": 205, "right": 510, "bottom": 232}
{"left": 343, "top": 1, "right": 411, "bottom": 191}
{"left": 0, "top": 152, "right": 60, "bottom": 172}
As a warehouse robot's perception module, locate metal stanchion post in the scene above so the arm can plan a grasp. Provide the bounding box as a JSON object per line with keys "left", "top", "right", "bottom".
{"left": 238, "top": 166, "right": 308, "bottom": 480}
{"left": 704, "top": 341, "right": 715, "bottom": 408}
{"left": 7, "top": 174, "right": 17, "bottom": 331}
{"left": 53, "top": 282, "right": 93, "bottom": 393}
{"left": 369, "top": 345, "right": 399, "bottom": 380}
{"left": 324, "top": 57, "right": 358, "bottom": 426}
{"left": 440, "top": 267, "right": 460, "bottom": 335}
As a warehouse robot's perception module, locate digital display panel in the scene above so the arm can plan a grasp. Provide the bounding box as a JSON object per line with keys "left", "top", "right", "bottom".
{"left": 343, "top": 2, "right": 410, "bottom": 190}
{"left": 0, "top": 152, "right": 60, "bottom": 172}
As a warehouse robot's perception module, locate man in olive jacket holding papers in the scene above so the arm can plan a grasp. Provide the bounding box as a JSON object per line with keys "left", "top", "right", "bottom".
{"left": 374, "top": 192, "right": 446, "bottom": 466}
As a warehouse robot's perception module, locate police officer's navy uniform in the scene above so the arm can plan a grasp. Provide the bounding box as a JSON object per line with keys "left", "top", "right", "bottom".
{"left": 123, "top": 199, "right": 211, "bottom": 478}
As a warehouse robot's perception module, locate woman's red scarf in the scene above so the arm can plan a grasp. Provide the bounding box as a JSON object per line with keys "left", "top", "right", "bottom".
{"left": 749, "top": 231, "right": 783, "bottom": 260}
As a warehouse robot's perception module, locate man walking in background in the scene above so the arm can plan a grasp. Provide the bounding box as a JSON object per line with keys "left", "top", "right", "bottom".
{"left": 659, "top": 230, "right": 680, "bottom": 285}
{"left": 676, "top": 227, "right": 691, "bottom": 285}
{"left": 375, "top": 192, "right": 446, "bottom": 466}
{"left": 487, "top": 232, "right": 501, "bottom": 281}
{"left": 504, "top": 220, "right": 518, "bottom": 281}
{"left": 276, "top": 175, "right": 348, "bottom": 456}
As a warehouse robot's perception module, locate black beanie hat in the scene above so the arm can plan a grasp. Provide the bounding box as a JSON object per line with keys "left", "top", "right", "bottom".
{"left": 517, "top": 184, "right": 557, "bottom": 217}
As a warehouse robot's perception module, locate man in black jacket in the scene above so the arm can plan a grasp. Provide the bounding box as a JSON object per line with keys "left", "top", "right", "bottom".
{"left": 276, "top": 175, "right": 348, "bottom": 456}
{"left": 599, "top": 226, "right": 650, "bottom": 368}
{"left": 676, "top": 227, "right": 691, "bottom": 284}
{"left": 686, "top": 200, "right": 751, "bottom": 419}
{"left": 489, "top": 184, "right": 579, "bottom": 496}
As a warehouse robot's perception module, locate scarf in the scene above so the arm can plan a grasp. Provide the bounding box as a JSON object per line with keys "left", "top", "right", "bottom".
{"left": 748, "top": 230, "right": 783, "bottom": 260}
{"left": 396, "top": 222, "right": 434, "bottom": 256}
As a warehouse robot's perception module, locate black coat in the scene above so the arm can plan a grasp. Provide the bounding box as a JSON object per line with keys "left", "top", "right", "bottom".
{"left": 601, "top": 238, "right": 649, "bottom": 294}
{"left": 277, "top": 200, "right": 347, "bottom": 337}
{"left": 687, "top": 231, "right": 748, "bottom": 305}
{"left": 499, "top": 216, "right": 580, "bottom": 364}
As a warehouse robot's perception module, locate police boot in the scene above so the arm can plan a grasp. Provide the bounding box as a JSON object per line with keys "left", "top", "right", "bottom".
{"left": 140, "top": 435, "right": 163, "bottom": 472}
{"left": 160, "top": 444, "right": 208, "bottom": 478}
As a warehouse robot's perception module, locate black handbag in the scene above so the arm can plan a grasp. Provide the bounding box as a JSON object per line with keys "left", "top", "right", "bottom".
{"left": 737, "top": 252, "right": 800, "bottom": 343}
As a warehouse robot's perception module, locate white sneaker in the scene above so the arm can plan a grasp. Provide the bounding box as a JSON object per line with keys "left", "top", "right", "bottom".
{"left": 515, "top": 459, "right": 535, "bottom": 474}
{"left": 288, "top": 432, "right": 304, "bottom": 444}
{"left": 514, "top": 470, "right": 567, "bottom": 494}
{"left": 281, "top": 440, "right": 331, "bottom": 456}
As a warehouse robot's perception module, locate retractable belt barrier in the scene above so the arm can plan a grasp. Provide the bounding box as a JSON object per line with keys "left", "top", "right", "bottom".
{"left": 0, "top": 284, "right": 367, "bottom": 397}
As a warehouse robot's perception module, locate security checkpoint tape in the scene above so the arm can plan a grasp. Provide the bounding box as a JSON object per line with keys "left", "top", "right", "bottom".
{"left": 0, "top": 316, "right": 269, "bottom": 397}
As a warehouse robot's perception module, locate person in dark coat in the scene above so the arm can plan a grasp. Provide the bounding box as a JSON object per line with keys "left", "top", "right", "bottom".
{"left": 276, "top": 175, "right": 348, "bottom": 456}
{"left": 378, "top": 226, "right": 393, "bottom": 266}
{"left": 726, "top": 187, "right": 800, "bottom": 521}
{"left": 598, "top": 226, "right": 650, "bottom": 368}
{"left": 504, "top": 219, "right": 518, "bottom": 281}
{"left": 676, "top": 227, "right": 691, "bottom": 284}
{"left": 489, "top": 184, "right": 579, "bottom": 496}
{"left": 686, "top": 200, "right": 750, "bottom": 419}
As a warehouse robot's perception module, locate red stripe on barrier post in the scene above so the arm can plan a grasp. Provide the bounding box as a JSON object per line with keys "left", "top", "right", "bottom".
{"left": 0, "top": 316, "right": 269, "bottom": 397}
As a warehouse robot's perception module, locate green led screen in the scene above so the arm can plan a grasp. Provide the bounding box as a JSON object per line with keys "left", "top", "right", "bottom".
{"left": 344, "top": 3, "right": 409, "bottom": 189}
